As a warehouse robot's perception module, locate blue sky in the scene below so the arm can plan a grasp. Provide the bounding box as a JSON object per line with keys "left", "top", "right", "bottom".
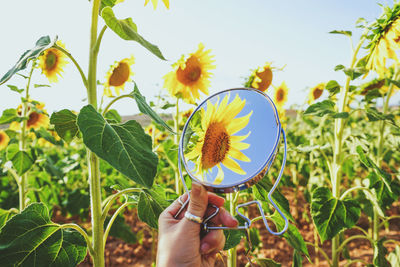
{"left": 0, "top": 0, "right": 395, "bottom": 115}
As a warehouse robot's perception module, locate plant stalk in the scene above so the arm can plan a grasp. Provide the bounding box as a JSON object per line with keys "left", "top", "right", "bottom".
{"left": 173, "top": 98, "right": 181, "bottom": 195}
{"left": 331, "top": 34, "right": 366, "bottom": 267}
{"left": 87, "top": 0, "right": 104, "bottom": 266}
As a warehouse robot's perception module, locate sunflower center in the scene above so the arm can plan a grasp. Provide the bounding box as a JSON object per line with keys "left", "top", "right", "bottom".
{"left": 176, "top": 56, "right": 202, "bottom": 85}
{"left": 256, "top": 68, "right": 273, "bottom": 92}
{"left": 0, "top": 134, "right": 3, "bottom": 143}
{"left": 27, "top": 112, "right": 40, "bottom": 127}
{"left": 313, "top": 87, "right": 323, "bottom": 100}
{"left": 109, "top": 62, "right": 130, "bottom": 87}
{"left": 276, "top": 88, "right": 284, "bottom": 102}
{"left": 201, "top": 122, "right": 230, "bottom": 169}
{"left": 45, "top": 51, "right": 58, "bottom": 70}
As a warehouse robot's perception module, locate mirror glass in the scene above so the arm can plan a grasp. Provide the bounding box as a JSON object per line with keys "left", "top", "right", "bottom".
{"left": 181, "top": 88, "right": 281, "bottom": 190}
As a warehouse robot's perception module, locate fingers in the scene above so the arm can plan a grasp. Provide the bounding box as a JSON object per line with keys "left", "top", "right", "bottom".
{"left": 206, "top": 207, "right": 238, "bottom": 227}
{"left": 187, "top": 183, "right": 208, "bottom": 219}
{"left": 200, "top": 230, "right": 225, "bottom": 255}
{"left": 165, "top": 193, "right": 189, "bottom": 218}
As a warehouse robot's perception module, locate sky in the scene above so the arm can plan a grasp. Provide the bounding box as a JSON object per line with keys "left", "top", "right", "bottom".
{"left": 0, "top": 0, "right": 396, "bottom": 115}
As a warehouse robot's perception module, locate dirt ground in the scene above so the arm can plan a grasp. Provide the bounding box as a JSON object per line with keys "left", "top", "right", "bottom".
{"left": 57, "top": 187, "right": 399, "bottom": 267}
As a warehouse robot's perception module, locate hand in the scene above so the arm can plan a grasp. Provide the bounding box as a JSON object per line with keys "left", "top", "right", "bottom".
{"left": 157, "top": 183, "right": 238, "bottom": 267}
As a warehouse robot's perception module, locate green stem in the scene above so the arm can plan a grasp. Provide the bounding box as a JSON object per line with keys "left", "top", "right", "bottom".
{"left": 94, "top": 25, "right": 107, "bottom": 56}
{"left": 101, "top": 188, "right": 141, "bottom": 221}
{"left": 339, "top": 186, "right": 370, "bottom": 200}
{"left": 173, "top": 98, "right": 181, "bottom": 195}
{"left": 18, "top": 62, "right": 35, "bottom": 211}
{"left": 54, "top": 44, "right": 88, "bottom": 89}
{"left": 331, "top": 33, "right": 367, "bottom": 267}
{"left": 306, "top": 242, "right": 332, "bottom": 267}
{"left": 227, "top": 193, "right": 237, "bottom": 267}
{"left": 344, "top": 259, "right": 369, "bottom": 267}
{"left": 87, "top": 0, "right": 103, "bottom": 266}
{"left": 61, "top": 223, "right": 95, "bottom": 256}
{"left": 103, "top": 202, "right": 131, "bottom": 247}
{"left": 336, "top": 235, "right": 373, "bottom": 255}
{"left": 379, "top": 215, "right": 400, "bottom": 227}
{"left": 102, "top": 94, "right": 132, "bottom": 115}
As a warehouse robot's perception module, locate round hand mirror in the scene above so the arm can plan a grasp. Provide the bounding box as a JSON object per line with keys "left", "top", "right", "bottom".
{"left": 175, "top": 88, "right": 288, "bottom": 236}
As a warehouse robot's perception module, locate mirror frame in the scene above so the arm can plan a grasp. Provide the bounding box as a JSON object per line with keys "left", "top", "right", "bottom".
{"left": 179, "top": 88, "right": 282, "bottom": 193}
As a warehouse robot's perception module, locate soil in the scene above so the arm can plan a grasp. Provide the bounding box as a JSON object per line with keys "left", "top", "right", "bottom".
{"left": 54, "top": 187, "right": 400, "bottom": 267}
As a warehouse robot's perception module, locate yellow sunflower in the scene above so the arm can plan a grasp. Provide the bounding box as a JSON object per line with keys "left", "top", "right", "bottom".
{"left": 366, "top": 3, "right": 400, "bottom": 75}
{"left": 185, "top": 93, "right": 252, "bottom": 184}
{"left": 27, "top": 104, "right": 49, "bottom": 130}
{"left": 145, "top": 124, "right": 168, "bottom": 145}
{"left": 250, "top": 62, "right": 273, "bottom": 92}
{"left": 308, "top": 83, "right": 325, "bottom": 104}
{"left": 38, "top": 40, "right": 69, "bottom": 83}
{"left": 104, "top": 56, "right": 135, "bottom": 97}
{"left": 273, "top": 82, "right": 289, "bottom": 108}
{"left": 163, "top": 43, "right": 215, "bottom": 104}
{"left": 0, "top": 131, "right": 10, "bottom": 150}
{"left": 144, "top": 0, "right": 169, "bottom": 9}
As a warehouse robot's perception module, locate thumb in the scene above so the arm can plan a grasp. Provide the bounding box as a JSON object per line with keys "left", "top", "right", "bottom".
{"left": 187, "top": 182, "right": 208, "bottom": 220}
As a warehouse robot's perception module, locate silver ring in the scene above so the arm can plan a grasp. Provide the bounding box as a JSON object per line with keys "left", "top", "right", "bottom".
{"left": 177, "top": 196, "right": 184, "bottom": 205}
{"left": 184, "top": 211, "right": 203, "bottom": 224}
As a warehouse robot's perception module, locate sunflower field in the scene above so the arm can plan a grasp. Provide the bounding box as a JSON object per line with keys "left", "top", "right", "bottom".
{"left": 0, "top": 1, "right": 400, "bottom": 267}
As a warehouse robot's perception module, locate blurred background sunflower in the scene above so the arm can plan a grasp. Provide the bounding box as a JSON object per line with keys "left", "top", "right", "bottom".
{"left": 308, "top": 83, "right": 325, "bottom": 104}
{"left": 38, "top": 40, "right": 69, "bottom": 83}
{"left": 163, "top": 43, "right": 215, "bottom": 104}
{"left": 273, "top": 82, "right": 289, "bottom": 109}
{"left": 104, "top": 56, "right": 135, "bottom": 97}
{"left": 0, "top": 131, "right": 10, "bottom": 150}
{"left": 246, "top": 62, "right": 274, "bottom": 92}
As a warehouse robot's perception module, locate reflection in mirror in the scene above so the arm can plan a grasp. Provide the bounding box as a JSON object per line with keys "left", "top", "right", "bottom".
{"left": 182, "top": 89, "right": 280, "bottom": 191}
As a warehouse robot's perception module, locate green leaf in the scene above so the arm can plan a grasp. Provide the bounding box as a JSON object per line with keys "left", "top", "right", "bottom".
{"left": 0, "top": 36, "right": 56, "bottom": 85}
{"left": 6, "top": 143, "right": 19, "bottom": 161}
{"left": 101, "top": 7, "right": 165, "bottom": 60}
{"left": 105, "top": 215, "right": 137, "bottom": 244}
{"left": 365, "top": 107, "right": 398, "bottom": 128}
{"left": 100, "top": 0, "right": 121, "bottom": 13}
{"left": 137, "top": 190, "right": 168, "bottom": 229}
{"left": 356, "top": 146, "right": 393, "bottom": 193}
{"left": 271, "top": 211, "right": 309, "bottom": 258}
{"left": 387, "top": 79, "right": 400, "bottom": 89}
{"left": 388, "top": 245, "right": 400, "bottom": 267}
{"left": 7, "top": 85, "right": 23, "bottom": 93}
{"left": 331, "top": 112, "right": 349, "bottom": 119}
{"left": 63, "top": 189, "right": 89, "bottom": 216}
{"left": 77, "top": 105, "right": 158, "bottom": 188}
{"left": 130, "top": 83, "right": 174, "bottom": 133}
{"left": 304, "top": 100, "right": 335, "bottom": 117}
{"left": 33, "top": 84, "right": 51, "bottom": 88}
{"left": 292, "top": 250, "right": 303, "bottom": 267}
{"left": 252, "top": 177, "right": 294, "bottom": 222}
{"left": 373, "top": 239, "right": 390, "bottom": 267}
{"left": 0, "top": 203, "right": 86, "bottom": 267}
{"left": 334, "top": 65, "right": 345, "bottom": 71}
{"left": 11, "top": 151, "right": 34, "bottom": 176}
{"left": 104, "top": 109, "right": 122, "bottom": 123}
{"left": 325, "top": 80, "right": 340, "bottom": 95}
{"left": 311, "top": 187, "right": 360, "bottom": 242}
{"left": 343, "top": 67, "right": 366, "bottom": 80}
{"left": 223, "top": 229, "right": 244, "bottom": 250}
{"left": 0, "top": 108, "right": 20, "bottom": 124}
{"left": 0, "top": 208, "right": 14, "bottom": 230}
{"left": 34, "top": 127, "right": 60, "bottom": 145}
{"left": 253, "top": 179, "right": 294, "bottom": 223}
{"left": 329, "top": 30, "right": 352, "bottom": 37}
{"left": 50, "top": 109, "right": 79, "bottom": 142}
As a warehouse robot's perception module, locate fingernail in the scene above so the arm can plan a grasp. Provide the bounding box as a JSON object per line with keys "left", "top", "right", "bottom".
{"left": 200, "top": 243, "right": 211, "bottom": 254}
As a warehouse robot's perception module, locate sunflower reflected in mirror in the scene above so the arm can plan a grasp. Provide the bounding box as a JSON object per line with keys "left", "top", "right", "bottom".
{"left": 185, "top": 94, "right": 252, "bottom": 184}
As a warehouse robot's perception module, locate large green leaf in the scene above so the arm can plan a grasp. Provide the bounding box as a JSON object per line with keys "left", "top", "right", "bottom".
{"left": 50, "top": 109, "right": 79, "bottom": 142}
{"left": 0, "top": 208, "right": 14, "bottom": 229}
{"left": 0, "top": 108, "right": 21, "bottom": 124}
{"left": 131, "top": 83, "right": 174, "bottom": 133}
{"left": 304, "top": 100, "right": 335, "bottom": 117}
{"left": 0, "top": 203, "right": 86, "bottom": 267}
{"left": 0, "top": 36, "right": 56, "bottom": 85}
{"left": 137, "top": 190, "right": 169, "bottom": 229}
{"left": 271, "top": 211, "right": 309, "bottom": 259}
{"left": 292, "top": 250, "right": 303, "bottom": 267}
{"left": 101, "top": 7, "right": 165, "bottom": 60}
{"left": 7, "top": 145, "right": 34, "bottom": 176}
{"left": 77, "top": 105, "right": 158, "bottom": 188}
{"left": 223, "top": 229, "right": 244, "bottom": 250}
{"left": 365, "top": 107, "right": 399, "bottom": 129}
{"left": 253, "top": 178, "right": 294, "bottom": 223}
{"left": 356, "top": 146, "right": 393, "bottom": 193}
{"left": 105, "top": 215, "right": 137, "bottom": 244}
{"left": 311, "top": 187, "right": 360, "bottom": 242}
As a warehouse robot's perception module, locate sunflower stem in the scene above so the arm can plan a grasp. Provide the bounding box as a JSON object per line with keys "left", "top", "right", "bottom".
{"left": 331, "top": 32, "right": 367, "bottom": 267}
{"left": 18, "top": 61, "right": 35, "bottom": 211}
{"left": 53, "top": 44, "right": 89, "bottom": 89}
{"left": 173, "top": 98, "right": 182, "bottom": 195}
{"left": 94, "top": 25, "right": 107, "bottom": 56}
{"left": 101, "top": 94, "right": 132, "bottom": 116}
{"left": 87, "top": 0, "right": 104, "bottom": 266}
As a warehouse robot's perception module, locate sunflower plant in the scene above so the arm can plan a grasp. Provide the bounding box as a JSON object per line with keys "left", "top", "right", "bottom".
{"left": 0, "top": 0, "right": 174, "bottom": 266}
